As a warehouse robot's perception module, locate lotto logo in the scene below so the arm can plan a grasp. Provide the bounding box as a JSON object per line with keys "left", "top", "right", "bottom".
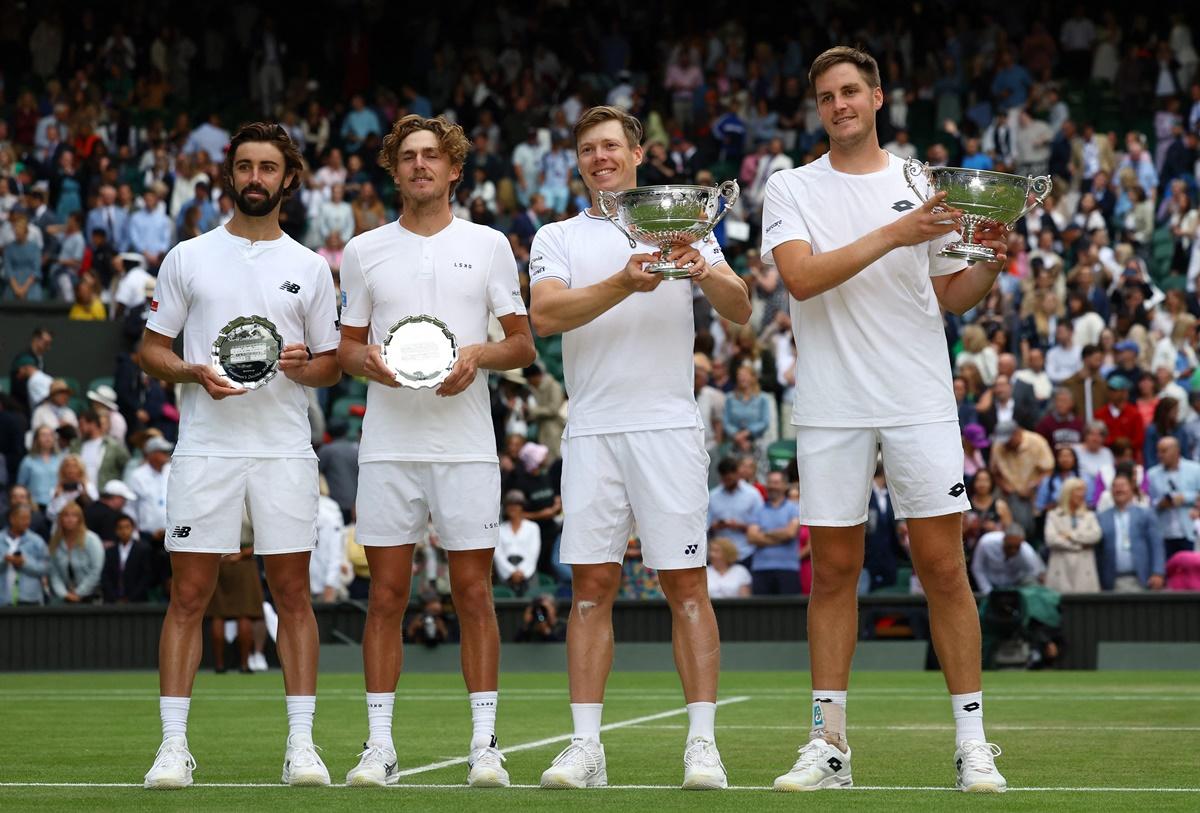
{"left": 962, "top": 701, "right": 981, "bottom": 712}
{"left": 170, "top": 526, "right": 192, "bottom": 538}
{"left": 827, "top": 757, "right": 843, "bottom": 772}
{"left": 892, "top": 200, "right": 916, "bottom": 212}
{"left": 948, "top": 482, "right": 966, "bottom": 497}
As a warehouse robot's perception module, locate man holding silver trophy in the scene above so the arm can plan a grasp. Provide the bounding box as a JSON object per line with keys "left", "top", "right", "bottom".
{"left": 336, "top": 115, "right": 534, "bottom": 788}
{"left": 529, "top": 105, "right": 751, "bottom": 790}
{"left": 761, "top": 47, "right": 1017, "bottom": 793}
{"left": 139, "top": 123, "right": 342, "bottom": 788}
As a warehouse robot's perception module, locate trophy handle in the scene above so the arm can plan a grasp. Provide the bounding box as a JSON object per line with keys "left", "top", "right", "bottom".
{"left": 1009, "top": 175, "right": 1054, "bottom": 231}
{"left": 902, "top": 157, "right": 930, "bottom": 203}
{"left": 708, "top": 180, "right": 740, "bottom": 231}
{"left": 596, "top": 190, "right": 636, "bottom": 249}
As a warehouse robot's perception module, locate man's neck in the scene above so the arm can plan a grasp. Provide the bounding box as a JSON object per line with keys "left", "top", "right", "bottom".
{"left": 1114, "top": 500, "right": 1130, "bottom": 512}
{"left": 399, "top": 201, "right": 453, "bottom": 237}
{"left": 225, "top": 212, "right": 282, "bottom": 243}
{"left": 827, "top": 138, "right": 888, "bottom": 175}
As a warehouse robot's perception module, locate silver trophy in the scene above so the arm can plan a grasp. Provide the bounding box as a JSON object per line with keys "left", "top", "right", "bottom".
{"left": 211, "top": 315, "right": 283, "bottom": 390}
{"left": 381, "top": 314, "right": 458, "bottom": 389}
{"left": 902, "top": 158, "right": 1052, "bottom": 264}
{"left": 596, "top": 182, "right": 739, "bottom": 279}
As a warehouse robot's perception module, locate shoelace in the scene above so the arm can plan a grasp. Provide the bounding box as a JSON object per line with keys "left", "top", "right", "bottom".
{"left": 472, "top": 746, "right": 507, "bottom": 768}
{"left": 683, "top": 738, "right": 724, "bottom": 770}
{"left": 153, "top": 740, "right": 196, "bottom": 772}
{"left": 355, "top": 744, "right": 395, "bottom": 771}
{"left": 960, "top": 741, "right": 1003, "bottom": 774}
{"left": 287, "top": 740, "right": 325, "bottom": 769}
{"left": 788, "top": 739, "right": 828, "bottom": 773}
{"left": 550, "top": 740, "right": 601, "bottom": 773}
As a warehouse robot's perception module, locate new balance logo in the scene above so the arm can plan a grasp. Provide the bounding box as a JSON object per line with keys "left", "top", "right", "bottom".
{"left": 962, "top": 701, "right": 981, "bottom": 712}
{"left": 948, "top": 482, "right": 966, "bottom": 497}
{"left": 892, "top": 200, "right": 915, "bottom": 212}
{"left": 279, "top": 281, "right": 301, "bottom": 294}
{"left": 684, "top": 544, "right": 699, "bottom": 555}
{"left": 827, "top": 757, "right": 843, "bottom": 772}
{"left": 170, "top": 526, "right": 192, "bottom": 538}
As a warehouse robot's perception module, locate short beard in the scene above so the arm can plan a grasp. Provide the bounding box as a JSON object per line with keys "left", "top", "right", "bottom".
{"left": 234, "top": 182, "right": 285, "bottom": 217}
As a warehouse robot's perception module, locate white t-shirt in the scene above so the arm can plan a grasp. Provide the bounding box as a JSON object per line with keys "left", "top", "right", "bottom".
{"left": 761, "top": 152, "right": 962, "bottom": 428}
{"left": 115, "top": 266, "right": 153, "bottom": 310}
{"left": 146, "top": 226, "right": 340, "bottom": 459}
{"left": 707, "top": 563, "right": 752, "bottom": 598}
{"left": 338, "top": 218, "right": 525, "bottom": 463}
{"left": 530, "top": 210, "right": 726, "bottom": 436}
{"left": 79, "top": 437, "right": 105, "bottom": 486}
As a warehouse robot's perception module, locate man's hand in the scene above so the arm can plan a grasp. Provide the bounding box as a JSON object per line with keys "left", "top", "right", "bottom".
{"left": 278, "top": 343, "right": 312, "bottom": 383}
{"left": 321, "top": 586, "right": 337, "bottom": 602}
{"left": 971, "top": 223, "right": 1010, "bottom": 274}
{"left": 191, "top": 364, "right": 247, "bottom": 401}
{"left": 1148, "top": 574, "right": 1165, "bottom": 590}
{"left": 883, "top": 191, "right": 962, "bottom": 248}
{"left": 666, "top": 245, "right": 709, "bottom": 282}
{"left": 437, "top": 344, "right": 483, "bottom": 397}
{"left": 363, "top": 344, "right": 400, "bottom": 388}
{"left": 4, "top": 553, "right": 23, "bottom": 567}
{"left": 617, "top": 252, "right": 666, "bottom": 293}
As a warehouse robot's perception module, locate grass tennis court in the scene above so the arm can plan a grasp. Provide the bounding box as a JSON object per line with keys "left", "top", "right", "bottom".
{"left": 2, "top": 670, "right": 1197, "bottom": 811}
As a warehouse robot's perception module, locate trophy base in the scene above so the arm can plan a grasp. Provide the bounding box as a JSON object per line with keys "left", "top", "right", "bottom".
{"left": 647, "top": 260, "right": 694, "bottom": 280}
{"left": 937, "top": 241, "right": 997, "bottom": 265}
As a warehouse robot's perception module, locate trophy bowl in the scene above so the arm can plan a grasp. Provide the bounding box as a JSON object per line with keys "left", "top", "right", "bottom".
{"left": 596, "top": 181, "right": 739, "bottom": 279}
{"left": 903, "top": 158, "right": 1051, "bottom": 264}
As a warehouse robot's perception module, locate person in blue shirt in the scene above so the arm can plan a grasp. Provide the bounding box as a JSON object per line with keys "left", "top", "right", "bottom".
{"left": 961, "top": 137, "right": 994, "bottom": 171}
{"left": 746, "top": 471, "right": 802, "bottom": 594}
{"left": 708, "top": 457, "right": 764, "bottom": 564}
{"left": 2, "top": 503, "right": 50, "bottom": 606}
{"left": 340, "top": 95, "right": 382, "bottom": 155}
{"left": 990, "top": 52, "right": 1032, "bottom": 112}
{"left": 724, "top": 363, "right": 772, "bottom": 459}
{"left": 2, "top": 215, "right": 44, "bottom": 302}
{"left": 127, "top": 188, "right": 173, "bottom": 268}
{"left": 1146, "top": 436, "right": 1200, "bottom": 561}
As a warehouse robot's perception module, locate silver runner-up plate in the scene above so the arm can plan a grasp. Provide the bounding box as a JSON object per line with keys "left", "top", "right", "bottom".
{"left": 381, "top": 315, "right": 458, "bottom": 389}
{"left": 211, "top": 315, "right": 283, "bottom": 390}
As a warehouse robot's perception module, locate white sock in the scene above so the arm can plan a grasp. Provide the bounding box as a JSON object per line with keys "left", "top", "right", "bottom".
{"left": 951, "top": 692, "right": 986, "bottom": 746}
{"left": 686, "top": 701, "right": 717, "bottom": 741}
{"left": 160, "top": 696, "right": 190, "bottom": 741}
{"left": 469, "top": 691, "right": 498, "bottom": 750}
{"left": 570, "top": 702, "right": 603, "bottom": 742}
{"left": 366, "top": 692, "right": 395, "bottom": 750}
{"left": 286, "top": 695, "right": 316, "bottom": 743}
{"left": 811, "top": 689, "right": 848, "bottom": 747}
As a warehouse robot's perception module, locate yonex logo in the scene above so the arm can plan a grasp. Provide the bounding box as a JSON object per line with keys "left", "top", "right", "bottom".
{"left": 170, "top": 526, "right": 192, "bottom": 538}
{"left": 962, "top": 701, "right": 981, "bottom": 712}
{"left": 892, "top": 200, "right": 916, "bottom": 212}
{"left": 280, "top": 281, "right": 301, "bottom": 294}
{"left": 684, "top": 544, "right": 699, "bottom": 555}
{"left": 948, "top": 482, "right": 966, "bottom": 497}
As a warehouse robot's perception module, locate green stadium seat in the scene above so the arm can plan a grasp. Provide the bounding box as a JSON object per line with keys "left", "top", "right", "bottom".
{"left": 344, "top": 377, "right": 368, "bottom": 399}
{"left": 331, "top": 397, "right": 366, "bottom": 420}
{"left": 0, "top": 378, "right": 8, "bottom": 394}
{"left": 767, "top": 439, "right": 797, "bottom": 472}
{"left": 492, "top": 585, "right": 516, "bottom": 599}
{"left": 345, "top": 416, "right": 363, "bottom": 440}
{"left": 86, "top": 376, "right": 114, "bottom": 397}
{"left": 58, "top": 377, "right": 81, "bottom": 397}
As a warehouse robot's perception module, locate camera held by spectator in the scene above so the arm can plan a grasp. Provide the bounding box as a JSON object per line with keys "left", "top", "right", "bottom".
{"left": 516, "top": 594, "right": 564, "bottom": 642}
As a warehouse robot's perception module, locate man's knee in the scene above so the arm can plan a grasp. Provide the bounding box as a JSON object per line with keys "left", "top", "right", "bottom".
{"left": 368, "top": 575, "right": 412, "bottom": 618}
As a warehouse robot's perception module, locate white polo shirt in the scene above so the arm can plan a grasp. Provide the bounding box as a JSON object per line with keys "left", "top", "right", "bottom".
{"left": 530, "top": 210, "right": 726, "bottom": 437}
{"left": 338, "top": 217, "right": 525, "bottom": 463}
{"left": 761, "top": 152, "right": 962, "bottom": 428}
{"left": 147, "top": 226, "right": 340, "bottom": 459}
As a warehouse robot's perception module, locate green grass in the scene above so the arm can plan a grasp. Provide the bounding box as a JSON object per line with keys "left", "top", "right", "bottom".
{"left": 1, "top": 670, "right": 1197, "bottom": 811}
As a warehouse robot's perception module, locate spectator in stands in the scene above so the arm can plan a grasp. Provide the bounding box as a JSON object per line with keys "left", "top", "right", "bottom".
{"left": 1095, "top": 376, "right": 1144, "bottom": 461}
{"left": 724, "top": 363, "right": 771, "bottom": 461}
{"left": 68, "top": 276, "right": 107, "bottom": 321}
{"left": 317, "top": 419, "right": 358, "bottom": 524}
{"left": 695, "top": 353, "right": 725, "bottom": 461}
{"left": 1097, "top": 472, "right": 1165, "bottom": 592}
{"left": 31, "top": 379, "right": 78, "bottom": 434}
{"left": 970, "top": 524, "right": 1046, "bottom": 595}
{"left": 706, "top": 536, "right": 751, "bottom": 599}
{"left": 311, "top": 477, "right": 345, "bottom": 603}
{"left": 70, "top": 409, "right": 129, "bottom": 488}
{"left": 1147, "top": 436, "right": 1200, "bottom": 560}
{"left": 46, "top": 454, "right": 95, "bottom": 524}
{"left": 406, "top": 595, "right": 452, "bottom": 647}
{"left": 978, "top": 374, "right": 1038, "bottom": 434}
{"left": 1036, "top": 445, "right": 1082, "bottom": 518}
{"left": 963, "top": 423, "right": 989, "bottom": 481}
{"left": 175, "top": 181, "right": 218, "bottom": 236}
{"left": 495, "top": 489, "right": 540, "bottom": 597}
{"left": 863, "top": 464, "right": 901, "bottom": 592}
{"left": 1075, "top": 421, "right": 1115, "bottom": 489}
{"left": 85, "top": 479, "right": 137, "bottom": 544}
{"left": 126, "top": 188, "right": 173, "bottom": 270}
{"left": 2, "top": 214, "right": 44, "bottom": 302}
{"left": 52, "top": 211, "right": 86, "bottom": 301}
{"left": 86, "top": 385, "right": 126, "bottom": 445}
{"left": 1144, "top": 398, "right": 1189, "bottom": 468}
{"left": 746, "top": 470, "right": 801, "bottom": 595}
{"left": 17, "top": 426, "right": 62, "bottom": 510}
{"left": 1045, "top": 322, "right": 1083, "bottom": 385}
{"left": 524, "top": 364, "right": 565, "bottom": 460}
{"left": 1044, "top": 477, "right": 1102, "bottom": 593}
{"left": 101, "top": 513, "right": 154, "bottom": 603}
{"left": 2, "top": 503, "right": 50, "bottom": 606}
{"left": 127, "top": 436, "right": 172, "bottom": 545}
{"left": 990, "top": 420, "right": 1055, "bottom": 537}
{"left": 965, "top": 468, "right": 1012, "bottom": 553}
{"left": 47, "top": 500, "right": 104, "bottom": 604}
{"left": 955, "top": 325, "right": 998, "bottom": 386}
{"left": 1065, "top": 344, "right": 1110, "bottom": 420}
{"left": 507, "top": 442, "right": 560, "bottom": 576}
{"left": 708, "top": 457, "right": 764, "bottom": 565}
{"left": 316, "top": 183, "right": 354, "bottom": 245}
{"left": 515, "top": 594, "right": 565, "bottom": 642}
{"left": 1036, "top": 387, "right": 1085, "bottom": 448}
{"left": 84, "top": 184, "right": 129, "bottom": 252}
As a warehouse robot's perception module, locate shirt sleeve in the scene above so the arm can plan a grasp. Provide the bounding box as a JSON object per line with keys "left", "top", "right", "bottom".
{"left": 305, "top": 256, "right": 341, "bottom": 353}
{"left": 145, "top": 246, "right": 188, "bottom": 338}
{"left": 927, "top": 231, "right": 966, "bottom": 277}
{"left": 760, "top": 172, "right": 809, "bottom": 266}
{"left": 486, "top": 233, "right": 527, "bottom": 319}
{"left": 337, "top": 239, "right": 372, "bottom": 328}
{"left": 529, "top": 223, "right": 570, "bottom": 288}
{"left": 697, "top": 233, "right": 728, "bottom": 269}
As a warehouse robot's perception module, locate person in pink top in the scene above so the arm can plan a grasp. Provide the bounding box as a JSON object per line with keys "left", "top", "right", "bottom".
{"left": 1165, "top": 550, "right": 1200, "bottom": 590}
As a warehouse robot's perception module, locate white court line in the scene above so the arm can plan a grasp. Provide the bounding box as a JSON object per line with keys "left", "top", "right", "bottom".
{"left": 395, "top": 695, "right": 750, "bottom": 777}
{"left": 629, "top": 724, "right": 1200, "bottom": 732}
{"left": 1, "top": 782, "right": 1197, "bottom": 792}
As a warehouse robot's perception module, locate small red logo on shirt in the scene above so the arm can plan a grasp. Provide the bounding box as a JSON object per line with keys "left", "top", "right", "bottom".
{"left": 150, "top": 299, "right": 159, "bottom": 312}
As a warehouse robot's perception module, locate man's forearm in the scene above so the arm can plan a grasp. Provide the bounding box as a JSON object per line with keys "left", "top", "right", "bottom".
{"left": 139, "top": 339, "right": 201, "bottom": 385}
{"left": 336, "top": 340, "right": 371, "bottom": 378}
{"left": 530, "top": 277, "right": 633, "bottom": 335}
{"left": 698, "top": 268, "right": 751, "bottom": 324}
{"left": 475, "top": 331, "right": 535, "bottom": 372}
{"left": 777, "top": 227, "right": 895, "bottom": 301}
{"left": 291, "top": 353, "right": 341, "bottom": 388}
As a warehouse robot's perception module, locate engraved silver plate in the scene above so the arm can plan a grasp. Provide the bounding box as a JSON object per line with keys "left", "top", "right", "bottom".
{"left": 381, "top": 315, "right": 458, "bottom": 389}
{"left": 211, "top": 315, "right": 283, "bottom": 390}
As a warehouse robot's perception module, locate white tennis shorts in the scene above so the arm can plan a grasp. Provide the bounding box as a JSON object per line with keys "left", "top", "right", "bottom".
{"left": 356, "top": 461, "right": 501, "bottom": 550}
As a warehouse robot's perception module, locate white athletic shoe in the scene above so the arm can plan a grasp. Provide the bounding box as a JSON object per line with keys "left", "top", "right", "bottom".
{"left": 467, "top": 741, "right": 510, "bottom": 788}
{"left": 773, "top": 738, "right": 853, "bottom": 791}
{"left": 281, "top": 735, "right": 331, "bottom": 786}
{"left": 955, "top": 740, "right": 1007, "bottom": 793}
{"left": 539, "top": 738, "right": 607, "bottom": 789}
{"left": 345, "top": 742, "right": 399, "bottom": 787}
{"left": 681, "top": 737, "right": 727, "bottom": 790}
{"left": 143, "top": 736, "right": 195, "bottom": 789}
{"left": 248, "top": 653, "right": 269, "bottom": 672}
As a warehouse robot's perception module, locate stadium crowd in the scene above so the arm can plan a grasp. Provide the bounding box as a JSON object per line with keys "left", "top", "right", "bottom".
{"left": 3, "top": 1, "right": 1200, "bottom": 628}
